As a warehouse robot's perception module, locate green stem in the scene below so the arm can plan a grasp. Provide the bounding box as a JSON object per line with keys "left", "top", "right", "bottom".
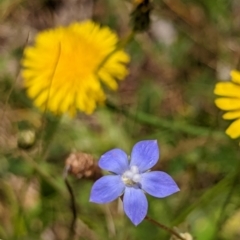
{"left": 0, "top": 33, "right": 29, "bottom": 125}
{"left": 1, "top": 181, "right": 19, "bottom": 238}
{"left": 145, "top": 215, "right": 185, "bottom": 240}
{"left": 172, "top": 171, "right": 234, "bottom": 225}
{"left": 41, "top": 114, "right": 62, "bottom": 160}
{"left": 21, "top": 151, "right": 66, "bottom": 196}
{"left": 214, "top": 160, "right": 240, "bottom": 238}
{"left": 106, "top": 101, "right": 224, "bottom": 138}
{"left": 36, "top": 113, "right": 62, "bottom": 161}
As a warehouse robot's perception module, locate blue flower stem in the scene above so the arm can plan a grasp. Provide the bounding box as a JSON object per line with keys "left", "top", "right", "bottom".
{"left": 63, "top": 167, "right": 77, "bottom": 239}
{"left": 145, "top": 215, "right": 186, "bottom": 240}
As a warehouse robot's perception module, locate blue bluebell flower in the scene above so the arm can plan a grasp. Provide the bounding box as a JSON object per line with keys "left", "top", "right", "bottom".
{"left": 89, "top": 140, "right": 180, "bottom": 225}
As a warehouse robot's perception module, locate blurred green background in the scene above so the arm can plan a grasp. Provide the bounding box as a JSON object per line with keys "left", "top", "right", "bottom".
{"left": 1, "top": 0, "right": 240, "bottom": 239}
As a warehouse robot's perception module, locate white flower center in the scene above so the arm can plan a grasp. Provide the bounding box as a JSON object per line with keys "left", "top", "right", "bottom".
{"left": 121, "top": 165, "right": 141, "bottom": 186}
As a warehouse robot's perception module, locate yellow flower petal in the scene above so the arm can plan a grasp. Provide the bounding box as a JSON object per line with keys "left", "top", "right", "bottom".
{"left": 98, "top": 70, "right": 118, "bottom": 90}
{"left": 226, "top": 119, "right": 240, "bottom": 139}
{"left": 223, "top": 111, "right": 240, "bottom": 120}
{"left": 231, "top": 70, "right": 240, "bottom": 84}
{"left": 21, "top": 20, "right": 130, "bottom": 116}
{"left": 34, "top": 90, "right": 49, "bottom": 108}
{"left": 215, "top": 98, "right": 240, "bottom": 111}
{"left": 214, "top": 82, "right": 240, "bottom": 98}
{"left": 214, "top": 70, "right": 240, "bottom": 139}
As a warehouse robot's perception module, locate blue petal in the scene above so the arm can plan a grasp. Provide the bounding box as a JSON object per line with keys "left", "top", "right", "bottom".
{"left": 90, "top": 175, "right": 125, "bottom": 203}
{"left": 99, "top": 149, "right": 129, "bottom": 174}
{"left": 130, "top": 140, "right": 159, "bottom": 172}
{"left": 141, "top": 171, "right": 180, "bottom": 198}
{"left": 123, "top": 187, "right": 148, "bottom": 226}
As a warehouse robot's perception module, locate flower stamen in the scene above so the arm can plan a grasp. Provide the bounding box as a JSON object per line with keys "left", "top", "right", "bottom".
{"left": 121, "top": 165, "right": 141, "bottom": 186}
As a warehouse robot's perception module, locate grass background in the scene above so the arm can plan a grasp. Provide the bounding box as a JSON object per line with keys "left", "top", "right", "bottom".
{"left": 1, "top": 0, "right": 240, "bottom": 239}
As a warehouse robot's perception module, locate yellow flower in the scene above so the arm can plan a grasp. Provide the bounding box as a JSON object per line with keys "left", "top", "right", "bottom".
{"left": 214, "top": 70, "right": 240, "bottom": 138}
{"left": 21, "top": 20, "right": 130, "bottom": 116}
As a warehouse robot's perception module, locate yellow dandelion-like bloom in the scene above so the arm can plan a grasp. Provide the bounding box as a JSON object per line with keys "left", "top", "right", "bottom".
{"left": 21, "top": 20, "right": 130, "bottom": 116}
{"left": 214, "top": 70, "right": 240, "bottom": 139}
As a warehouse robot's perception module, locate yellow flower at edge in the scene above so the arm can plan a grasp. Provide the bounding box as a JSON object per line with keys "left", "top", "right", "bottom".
{"left": 21, "top": 20, "right": 130, "bottom": 116}
{"left": 214, "top": 70, "right": 240, "bottom": 139}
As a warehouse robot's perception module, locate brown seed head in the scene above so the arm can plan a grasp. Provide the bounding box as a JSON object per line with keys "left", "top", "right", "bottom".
{"left": 65, "top": 152, "right": 102, "bottom": 180}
